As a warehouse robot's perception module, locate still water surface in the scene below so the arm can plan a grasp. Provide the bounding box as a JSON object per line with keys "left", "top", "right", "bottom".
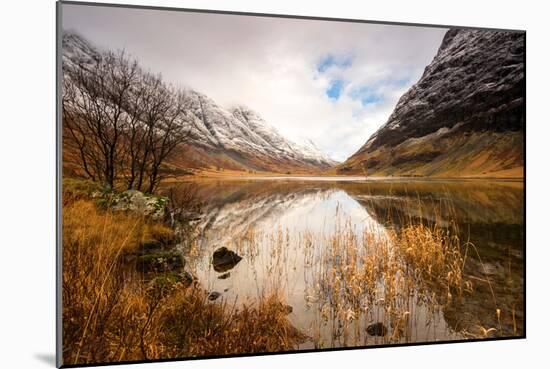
{"left": 166, "top": 177, "right": 524, "bottom": 347}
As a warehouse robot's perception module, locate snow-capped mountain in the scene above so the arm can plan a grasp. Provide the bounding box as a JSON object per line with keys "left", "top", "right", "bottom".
{"left": 62, "top": 31, "right": 101, "bottom": 68}
{"left": 338, "top": 29, "right": 524, "bottom": 177}
{"left": 62, "top": 31, "right": 337, "bottom": 173}
{"left": 291, "top": 138, "right": 336, "bottom": 167}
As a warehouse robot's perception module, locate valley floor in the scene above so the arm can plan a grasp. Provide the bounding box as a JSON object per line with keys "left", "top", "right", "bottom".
{"left": 167, "top": 168, "right": 525, "bottom": 182}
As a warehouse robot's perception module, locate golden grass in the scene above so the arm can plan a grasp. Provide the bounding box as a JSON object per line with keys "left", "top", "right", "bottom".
{"left": 62, "top": 195, "right": 304, "bottom": 366}
{"left": 305, "top": 219, "right": 469, "bottom": 347}
{"left": 62, "top": 177, "right": 508, "bottom": 364}
{"left": 395, "top": 224, "right": 464, "bottom": 294}
{"left": 228, "top": 204, "right": 498, "bottom": 348}
{"left": 221, "top": 217, "right": 473, "bottom": 348}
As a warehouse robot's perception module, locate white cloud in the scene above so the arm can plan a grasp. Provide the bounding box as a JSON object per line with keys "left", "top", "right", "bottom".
{"left": 62, "top": 4, "right": 447, "bottom": 161}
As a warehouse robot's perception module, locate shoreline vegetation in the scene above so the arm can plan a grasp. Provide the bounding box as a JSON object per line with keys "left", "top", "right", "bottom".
{"left": 159, "top": 167, "right": 525, "bottom": 181}
{"left": 62, "top": 177, "right": 513, "bottom": 365}
{"left": 62, "top": 179, "right": 306, "bottom": 365}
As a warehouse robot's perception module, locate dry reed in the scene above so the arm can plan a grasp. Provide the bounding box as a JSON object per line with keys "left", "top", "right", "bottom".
{"left": 62, "top": 192, "right": 304, "bottom": 365}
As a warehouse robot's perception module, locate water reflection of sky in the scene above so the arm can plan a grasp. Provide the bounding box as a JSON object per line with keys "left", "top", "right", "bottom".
{"left": 177, "top": 178, "right": 524, "bottom": 343}
{"left": 192, "top": 187, "right": 392, "bottom": 318}
{"left": 252, "top": 190, "right": 386, "bottom": 238}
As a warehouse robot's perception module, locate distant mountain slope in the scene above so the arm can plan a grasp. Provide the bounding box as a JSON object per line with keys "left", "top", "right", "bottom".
{"left": 336, "top": 29, "right": 525, "bottom": 178}
{"left": 177, "top": 92, "right": 337, "bottom": 171}
{"left": 62, "top": 31, "right": 337, "bottom": 174}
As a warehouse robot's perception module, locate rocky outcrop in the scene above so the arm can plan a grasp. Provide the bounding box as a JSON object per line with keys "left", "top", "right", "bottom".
{"left": 109, "top": 190, "right": 167, "bottom": 220}
{"left": 338, "top": 29, "right": 525, "bottom": 178}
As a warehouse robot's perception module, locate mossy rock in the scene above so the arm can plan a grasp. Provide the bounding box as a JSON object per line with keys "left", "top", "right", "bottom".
{"left": 109, "top": 190, "right": 168, "bottom": 220}
{"left": 137, "top": 251, "right": 185, "bottom": 273}
{"left": 147, "top": 271, "right": 194, "bottom": 296}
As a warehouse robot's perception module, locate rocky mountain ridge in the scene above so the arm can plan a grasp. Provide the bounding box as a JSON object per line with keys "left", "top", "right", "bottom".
{"left": 62, "top": 31, "right": 337, "bottom": 174}
{"left": 337, "top": 29, "right": 525, "bottom": 178}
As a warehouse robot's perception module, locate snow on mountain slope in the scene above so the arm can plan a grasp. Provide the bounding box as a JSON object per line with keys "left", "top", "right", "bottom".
{"left": 230, "top": 106, "right": 338, "bottom": 167}
{"left": 62, "top": 31, "right": 101, "bottom": 68}
{"left": 291, "top": 138, "right": 338, "bottom": 167}
{"left": 62, "top": 31, "right": 337, "bottom": 173}
{"left": 337, "top": 29, "right": 524, "bottom": 177}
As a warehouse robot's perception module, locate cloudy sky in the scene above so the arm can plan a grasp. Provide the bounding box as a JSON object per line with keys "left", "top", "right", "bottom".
{"left": 62, "top": 4, "right": 447, "bottom": 162}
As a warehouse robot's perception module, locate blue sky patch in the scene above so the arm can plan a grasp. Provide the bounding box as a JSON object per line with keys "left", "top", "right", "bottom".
{"left": 348, "top": 76, "right": 411, "bottom": 107}
{"left": 391, "top": 77, "right": 411, "bottom": 88}
{"left": 349, "top": 85, "right": 383, "bottom": 106}
{"left": 316, "top": 54, "right": 353, "bottom": 73}
{"left": 360, "top": 94, "right": 383, "bottom": 106}
{"left": 326, "top": 80, "right": 344, "bottom": 100}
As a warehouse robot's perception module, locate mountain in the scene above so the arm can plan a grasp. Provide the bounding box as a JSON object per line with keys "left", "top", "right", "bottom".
{"left": 336, "top": 29, "right": 525, "bottom": 178}
{"left": 62, "top": 31, "right": 337, "bottom": 174}
{"left": 176, "top": 94, "right": 337, "bottom": 172}
{"left": 61, "top": 31, "right": 101, "bottom": 68}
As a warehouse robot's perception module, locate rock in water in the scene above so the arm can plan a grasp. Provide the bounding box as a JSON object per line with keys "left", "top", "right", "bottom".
{"left": 338, "top": 29, "right": 525, "bottom": 178}
{"left": 208, "top": 291, "right": 221, "bottom": 301}
{"left": 212, "top": 247, "right": 242, "bottom": 272}
{"left": 367, "top": 322, "right": 388, "bottom": 336}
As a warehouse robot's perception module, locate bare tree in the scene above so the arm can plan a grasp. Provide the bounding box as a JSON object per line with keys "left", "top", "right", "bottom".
{"left": 63, "top": 49, "right": 190, "bottom": 193}
{"left": 62, "top": 51, "right": 140, "bottom": 189}
{"left": 121, "top": 73, "right": 189, "bottom": 193}
{"left": 118, "top": 70, "right": 149, "bottom": 190}
{"left": 145, "top": 88, "right": 190, "bottom": 193}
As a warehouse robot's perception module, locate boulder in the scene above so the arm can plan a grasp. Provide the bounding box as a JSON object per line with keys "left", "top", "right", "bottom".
{"left": 110, "top": 190, "right": 167, "bottom": 220}
{"left": 212, "top": 247, "right": 242, "bottom": 273}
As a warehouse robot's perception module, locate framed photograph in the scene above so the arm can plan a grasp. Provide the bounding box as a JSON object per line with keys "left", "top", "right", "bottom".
{"left": 57, "top": 1, "right": 525, "bottom": 367}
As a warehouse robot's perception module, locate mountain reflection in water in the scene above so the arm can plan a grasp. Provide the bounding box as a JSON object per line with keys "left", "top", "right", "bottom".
{"left": 163, "top": 178, "right": 524, "bottom": 346}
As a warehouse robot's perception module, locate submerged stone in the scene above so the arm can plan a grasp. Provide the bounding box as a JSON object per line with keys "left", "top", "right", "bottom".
{"left": 208, "top": 291, "right": 221, "bottom": 301}
{"left": 212, "top": 247, "right": 242, "bottom": 272}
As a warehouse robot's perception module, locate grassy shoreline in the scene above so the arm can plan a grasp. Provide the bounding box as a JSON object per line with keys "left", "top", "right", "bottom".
{"left": 61, "top": 179, "right": 304, "bottom": 365}
{"left": 61, "top": 177, "right": 515, "bottom": 364}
